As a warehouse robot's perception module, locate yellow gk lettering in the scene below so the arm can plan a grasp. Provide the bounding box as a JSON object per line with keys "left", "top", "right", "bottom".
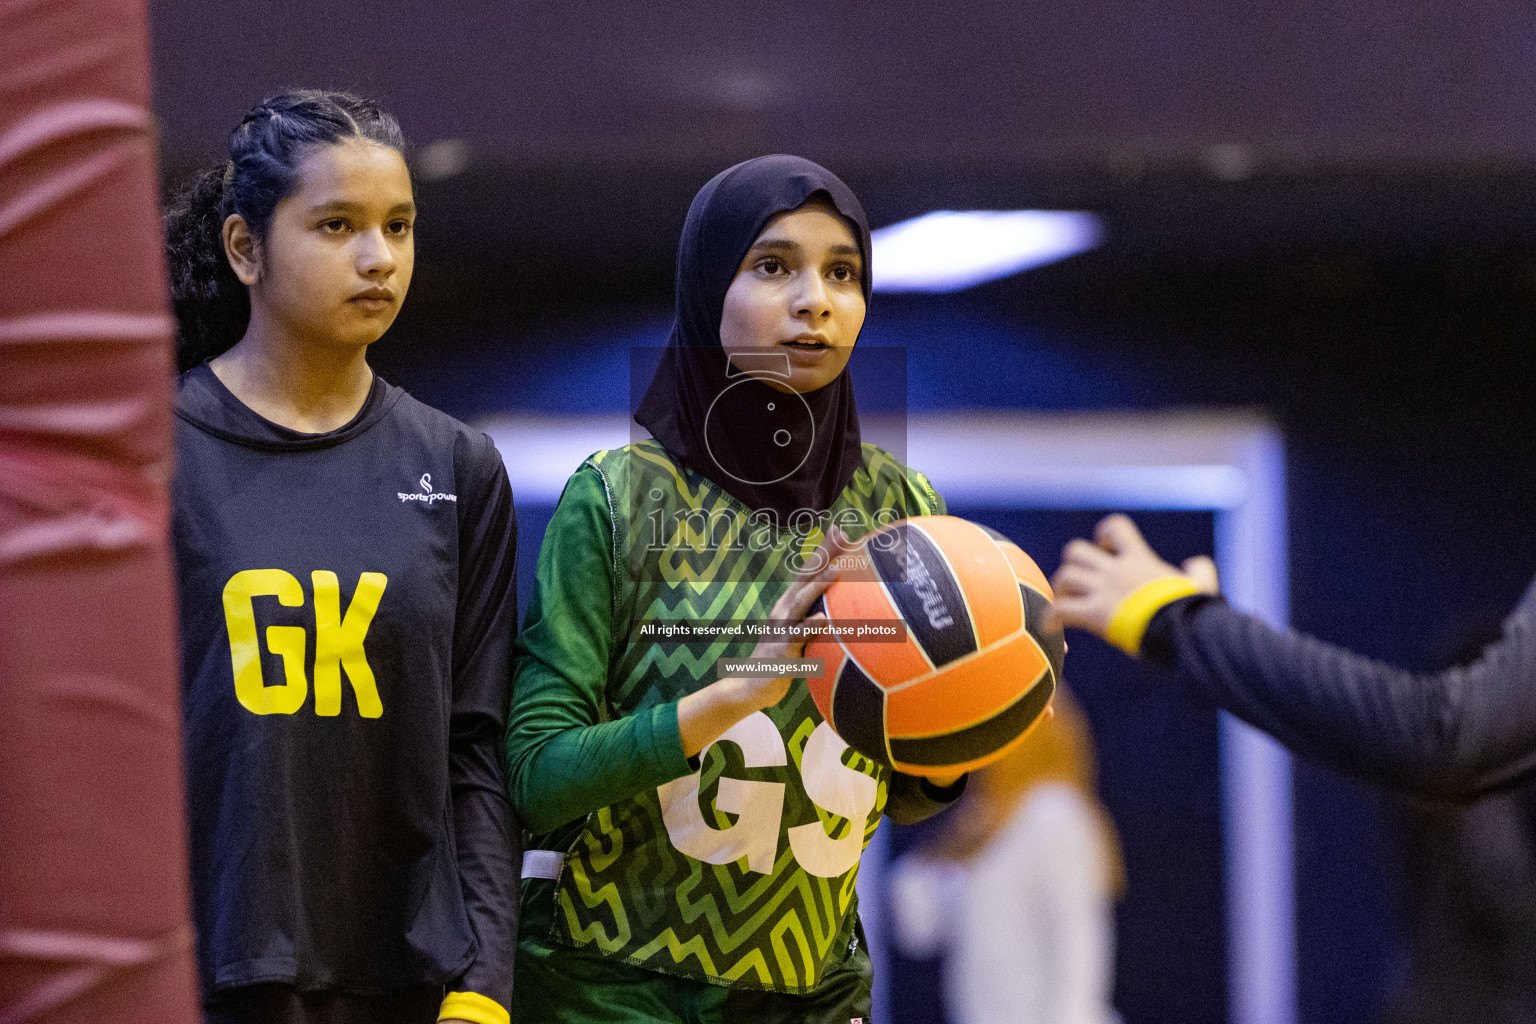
{"left": 221, "top": 568, "right": 389, "bottom": 717}
{"left": 223, "top": 569, "right": 308, "bottom": 715}
{"left": 311, "top": 570, "right": 388, "bottom": 718}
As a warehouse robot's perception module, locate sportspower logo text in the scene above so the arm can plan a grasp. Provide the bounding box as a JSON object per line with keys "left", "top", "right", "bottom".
{"left": 398, "top": 472, "right": 458, "bottom": 504}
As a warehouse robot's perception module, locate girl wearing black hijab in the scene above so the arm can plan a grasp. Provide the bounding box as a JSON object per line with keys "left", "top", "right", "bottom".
{"left": 506, "top": 155, "right": 963, "bottom": 1022}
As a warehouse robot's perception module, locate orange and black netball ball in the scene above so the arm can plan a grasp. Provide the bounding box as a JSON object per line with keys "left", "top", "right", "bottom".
{"left": 805, "top": 516, "right": 1064, "bottom": 776}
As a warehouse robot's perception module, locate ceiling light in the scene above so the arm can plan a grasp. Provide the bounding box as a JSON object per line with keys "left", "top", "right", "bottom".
{"left": 871, "top": 210, "right": 1104, "bottom": 293}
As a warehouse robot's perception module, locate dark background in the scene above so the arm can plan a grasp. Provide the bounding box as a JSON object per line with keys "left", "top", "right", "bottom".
{"left": 887, "top": 510, "right": 1229, "bottom": 1024}
{"left": 148, "top": 3, "right": 1536, "bottom": 1020}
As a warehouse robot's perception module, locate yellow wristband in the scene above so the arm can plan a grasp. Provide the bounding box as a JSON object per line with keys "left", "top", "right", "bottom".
{"left": 1104, "top": 576, "right": 1203, "bottom": 656}
{"left": 439, "top": 991, "right": 509, "bottom": 1024}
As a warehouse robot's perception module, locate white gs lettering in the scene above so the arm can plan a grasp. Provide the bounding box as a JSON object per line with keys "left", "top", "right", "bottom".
{"left": 658, "top": 712, "right": 786, "bottom": 874}
{"left": 659, "top": 717, "right": 878, "bottom": 877}
{"left": 789, "top": 722, "right": 879, "bottom": 877}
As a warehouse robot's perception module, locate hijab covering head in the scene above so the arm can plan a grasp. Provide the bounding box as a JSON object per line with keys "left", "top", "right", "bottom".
{"left": 634, "top": 155, "right": 871, "bottom": 521}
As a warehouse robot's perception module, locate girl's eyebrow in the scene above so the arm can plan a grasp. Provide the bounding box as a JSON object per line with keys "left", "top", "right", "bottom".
{"left": 748, "top": 238, "right": 862, "bottom": 260}
{"left": 748, "top": 238, "right": 800, "bottom": 253}
{"left": 307, "top": 199, "right": 417, "bottom": 217}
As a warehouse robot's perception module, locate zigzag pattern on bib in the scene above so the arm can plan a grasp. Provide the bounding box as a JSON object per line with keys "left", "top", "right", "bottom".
{"left": 554, "top": 441, "right": 939, "bottom": 992}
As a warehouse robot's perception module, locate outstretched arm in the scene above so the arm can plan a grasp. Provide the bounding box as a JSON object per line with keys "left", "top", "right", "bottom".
{"left": 1051, "top": 515, "right": 1536, "bottom": 800}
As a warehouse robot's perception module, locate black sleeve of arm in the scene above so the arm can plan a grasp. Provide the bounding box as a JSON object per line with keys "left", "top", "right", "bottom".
{"left": 446, "top": 432, "right": 521, "bottom": 1006}
{"left": 1141, "top": 578, "right": 1536, "bottom": 800}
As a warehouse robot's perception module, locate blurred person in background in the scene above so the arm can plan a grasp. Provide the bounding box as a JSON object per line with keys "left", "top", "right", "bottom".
{"left": 164, "top": 90, "right": 518, "bottom": 1024}
{"left": 890, "top": 686, "right": 1123, "bottom": 1024}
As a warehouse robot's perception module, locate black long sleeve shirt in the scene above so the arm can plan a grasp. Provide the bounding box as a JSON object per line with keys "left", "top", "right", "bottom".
{"left": 1143, "top": 579, "right": 1536, "bottom": 800}
{"left": 172, "top": 365, "right": 519, "bottom": 1007}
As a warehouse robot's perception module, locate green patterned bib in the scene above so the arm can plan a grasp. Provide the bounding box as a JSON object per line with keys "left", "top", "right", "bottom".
{"left": 548, "top": 439, "right": 941, "bottom": 992}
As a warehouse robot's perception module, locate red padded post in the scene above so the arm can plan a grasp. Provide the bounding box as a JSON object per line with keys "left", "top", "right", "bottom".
{"left": 0, "top": 0, "right": 199, "bottom": 1020}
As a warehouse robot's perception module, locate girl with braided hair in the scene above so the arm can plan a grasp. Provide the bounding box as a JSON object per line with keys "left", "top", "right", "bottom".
{"left": 164, "top": 90, "right": 518, "bottom": 1024}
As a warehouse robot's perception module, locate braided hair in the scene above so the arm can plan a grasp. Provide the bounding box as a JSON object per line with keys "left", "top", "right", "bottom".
{"left": 163, "top": 90, "right": 407, "bottom": 371}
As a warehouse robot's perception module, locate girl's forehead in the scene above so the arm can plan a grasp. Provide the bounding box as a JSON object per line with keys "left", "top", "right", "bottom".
{"left": 753, "top": 204, "right": 861, "bottom": 249}
{"left": 292, "top": 140, "right": 412, "bottom": 202}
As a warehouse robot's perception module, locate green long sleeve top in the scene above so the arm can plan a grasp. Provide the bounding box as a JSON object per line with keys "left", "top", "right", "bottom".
{"left": 504, "top": 442, "right": 963, "bottom": 993}
{"left": 506, "top": 457, "right": 963, "bottom": 839}
{"left": 505, "top": 464, "right": 694, "bottom": 836}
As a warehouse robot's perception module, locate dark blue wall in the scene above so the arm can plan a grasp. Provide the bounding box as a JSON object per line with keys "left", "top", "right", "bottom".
{"left": 374, "top": 263, "right": 1536, "bottom": 1023}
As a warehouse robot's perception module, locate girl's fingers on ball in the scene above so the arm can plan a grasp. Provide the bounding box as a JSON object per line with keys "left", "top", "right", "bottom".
{"left": 775, "top": 586, "right": 812, "bottom": 622}
{"left": 811, "top": 526, "right": 852, "bottom": 571}
{"left": 778, "top": 565, "right": 839, "bottom": 622}
{"left": 788, "top": 529, "right": 848, "bottom": 592}
{"left": 780, "top": 527, "right": 864, "bottom": 622}
{"left": 802, "top": 568, "right": 839, "bottom": 608}
{"left": 786, "top": 614, "right": 829, "bottom": 657}
{"left": 822, "top": 530, "right": 858, "bottom": 578}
